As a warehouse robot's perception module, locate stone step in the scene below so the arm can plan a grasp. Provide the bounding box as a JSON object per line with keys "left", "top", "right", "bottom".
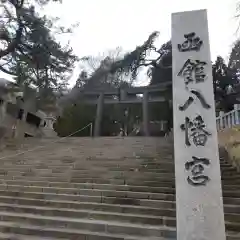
{"left": 222, "top": 175, "right": 240, "bottom": 180}
{"left": 1, "top": 174, "right": 239, "bottom": 187}
{"left": 0, "top": 180, "right": 175, "bottom": 193}
{"left": 0, "top": 157, "right": 171, "bottom": 162}
{"left": 227, "top": 232, "right": 240, "bottom": 240}
{"left": 0, "top": 176, "right": 176, "bottom": 186}
{"left": 3, "top": 173, "right": 240, "bottom": 185}
{"left": 224, "top": 204, "right": 240, "bottom": 214}
{"left": 225, "top": 221, "right": 240, "bottom": 232}
{"left": 0, "top": 170, "right": 176, "bottom": 180}
{"left": 0, "top": 167, "right": 236, "bottom": 179}
{"left": 1, "top": 179, "right": 239, "bottom": 193}
{"left": 82, "top": 156, "right": 172, "bottom": 161}
{"left": 0, "top": 166, "right": 174, "bottom": 174}
{"left": 0, "top": 176, "right": 120, "bottom": 185}
{"left": 0, "top": 159, "right": 233, "bottom": 168}
{"left": 1, "top": 201, "right": 239, "bottom": 231}
{"left": 0, "top": 191, "right": 176, "bottom": 209}
{"left": 43, "top": 145, "right": 173, "bottom": 152}
{"left": 0, "top": 225, "right": 236, "bottom": 240}
{"left": 221, "top": 163, "right": 237, "bottom": 168}
{"left": 13, "top": 174, "right": 240, "bottom": 183}
{"left": 225, "top": 213, "right": 240, "bottom": 223}
{"left": 0, "top": 233, "right": 69, "bottom": 240}
{"left": 0, "top": 221, "right": 171, "bottom": 240}
{"left": 0, "top": 165, "right": 174, "bottom": 174}
{"left": 0, "top": 233, "right": 168, "bottom": 240}
{"left": 223, "top": 185, "right": 240, "bottom": 191}
{"left": 224, "top": 197, "right": 240, "bottom": 205}
{"left": 2, "top": 183, "right": 240, "bottom": 201}
{"left": 223, "top": 191, "right": 240, "bottom": 198}
{"left": 2, "top": 175, "right": 240, "bottom": 189}
{"left": 221, "top": 167, "right": 239, "bottom": 173}
{"left": 0, "top": 166, "right": 238, "bottom": 180}
{"left": 223, "top": 182, "right": 240, "bottom": 189}
{"left": 0, "top": 192, "right": 238, "bottom": 216}
{"left": 0, "top": 212, "right": 177, "bottom": 238}
{"left": 0, "top": 185, "right": 175, "bottom": 201}
{"left": 1, "top": 161, "right": 236, "bottom": 174}
{"left": 0, "top": 209, "right": 237, "bottom": 236}
{"left": 222, "top": 171, "right": 239, "bottom": 176}
{"left": 0, "top": 160, "right": 175, "bottom": 168}
{"left": 0, "top": 194, "right": 176, "bottom": 211}
{"left": 0, "top": 203, "right": 175, "bottom": 226}
{"left": 0, "top": 155, "right": 172, "bottom": 160}
{"left": 8, "top": 143, "right": 173, "bottom": 151}
{"left": 1, "top": 201, "right": 240, "bottom": 227}
{"left": 0, "top": 189, "right": 176, "bottom": 205}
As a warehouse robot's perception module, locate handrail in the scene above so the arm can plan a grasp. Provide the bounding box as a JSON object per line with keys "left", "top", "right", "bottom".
{"left": 216, "top": 104, "right": 240, "bottom": 130}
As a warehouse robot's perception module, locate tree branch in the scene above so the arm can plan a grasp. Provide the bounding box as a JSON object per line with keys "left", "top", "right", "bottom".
{"left": 0, "top": 0, "right": 25, "bottom": 59}
{"left": 16, "top": 45, "right": 33, "bottom": 62}
{"left": 0, "top": 64, "right": 15, "bottom": 75}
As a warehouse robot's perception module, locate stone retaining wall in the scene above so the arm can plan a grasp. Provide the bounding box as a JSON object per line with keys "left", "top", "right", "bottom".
{"left": 218, "top": 126, "right": 240, "bottom": 171}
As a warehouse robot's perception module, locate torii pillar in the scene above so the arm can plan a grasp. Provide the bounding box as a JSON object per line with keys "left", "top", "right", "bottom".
{"left": 94, "top": 93, "right": 104, "bottom": 137}
{"left": 142, "top": 91, "right": 149, "bottom": 136}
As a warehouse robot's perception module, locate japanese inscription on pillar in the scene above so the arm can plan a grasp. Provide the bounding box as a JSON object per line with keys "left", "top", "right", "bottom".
{"left": 177, "top": 32, "right": 212, "bottom": 186}
{"left": 172, "top": 10, "right": 226, "bottom": 240}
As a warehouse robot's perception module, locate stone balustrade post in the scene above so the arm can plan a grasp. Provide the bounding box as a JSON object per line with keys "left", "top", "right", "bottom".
{"left": 234, "top": 104, "right": 240, "bottom": 125}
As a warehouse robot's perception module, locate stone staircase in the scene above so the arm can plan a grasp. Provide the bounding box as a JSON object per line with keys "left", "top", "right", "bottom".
{"left": 0, "top": 137, "right": 238, "bottom": 239}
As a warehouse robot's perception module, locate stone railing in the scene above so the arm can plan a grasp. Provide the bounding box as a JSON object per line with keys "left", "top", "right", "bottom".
{"left": 216, "top": 104, "right": 240, "bottom": 130}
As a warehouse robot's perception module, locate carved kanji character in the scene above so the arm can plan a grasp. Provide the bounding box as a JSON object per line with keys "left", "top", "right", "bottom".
{"left": 185, "top": 156, "right": 210, "bottom": 186}
{"left": 178, "top": 32, "right": 203, "bottom": 52}
{"left": 180, "top": 115, "right": 211, "bottom": 146}
{"left": 178, "top": 59, "right": 207, "bottom": 87}
{"left": 179, "top": 90, "right": 211, "bottom": 111}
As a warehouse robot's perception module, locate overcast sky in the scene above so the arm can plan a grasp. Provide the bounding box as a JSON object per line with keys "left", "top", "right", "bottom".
{"left": 1, "top": 0, "right": 240, "bottom": 86}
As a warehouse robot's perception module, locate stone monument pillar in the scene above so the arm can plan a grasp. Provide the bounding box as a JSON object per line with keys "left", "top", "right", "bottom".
{"left": 94, "top": 93, "right": 104, "bottom": 137}
{"left": 172, "top": 9, "right": 226, "bottom": 240}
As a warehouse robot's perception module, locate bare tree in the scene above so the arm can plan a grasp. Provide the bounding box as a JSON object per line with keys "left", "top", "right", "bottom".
{"left": 75, "top": 47, "right": 130, "bottom": 90}
{"left": 79, "top": 47, "right": 123, "bottom": 74}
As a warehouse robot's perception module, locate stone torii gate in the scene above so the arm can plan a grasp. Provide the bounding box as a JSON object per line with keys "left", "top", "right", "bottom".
{"left": 78, "top": 82, "right": 171, "bottom": 136}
